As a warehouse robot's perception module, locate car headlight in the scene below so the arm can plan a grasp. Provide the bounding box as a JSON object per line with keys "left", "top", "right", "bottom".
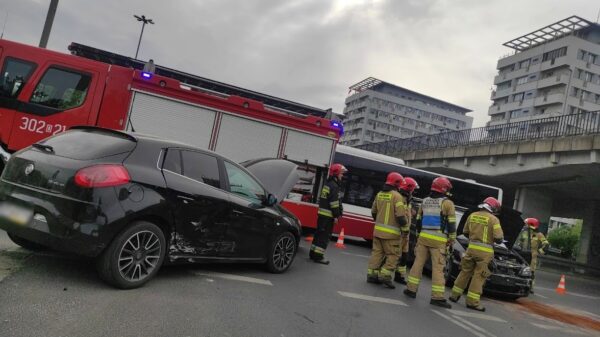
{"left": 520, "top": 266, "right": 532, "bottom": 277}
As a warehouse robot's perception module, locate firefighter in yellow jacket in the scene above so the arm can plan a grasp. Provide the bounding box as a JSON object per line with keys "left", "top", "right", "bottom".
{"left": 404, "top": 177, "right": 456, "bottom": 309}
{"left": 449, "top": 197, "right": 504, "bottom": 312}
{"left": 367, "top": 172, "right": 408, "bottom": 289}
{"left": 525, "top": 217, "right": 548, "bottom": 292}
{"left": 394, "top": 177, "right": 419, "bottom": 284}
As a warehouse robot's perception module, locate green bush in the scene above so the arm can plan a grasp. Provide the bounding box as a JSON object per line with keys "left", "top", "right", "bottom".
{"left": 547, "top": 223, "right": 582, "bottom": 258}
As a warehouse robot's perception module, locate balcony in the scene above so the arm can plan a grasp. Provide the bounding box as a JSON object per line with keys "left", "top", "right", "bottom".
{"left": 534, "top": 93, "right": 565, "bottom": 107}
{"left": 537, "top": 74, "right": 569, "bottom": 89}
{"left": 539, "top": 56, "right": 568, "bottom": 71}
{"left": 491, "top": 87, "right": 512, "bottom": 99}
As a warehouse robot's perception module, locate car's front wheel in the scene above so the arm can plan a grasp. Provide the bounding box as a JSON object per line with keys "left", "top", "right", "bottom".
{"left": 96, "top": 221, "right": 166, "bottom": 289}
{"left": 266, "top": 232, "right": 296, "bottom": 273}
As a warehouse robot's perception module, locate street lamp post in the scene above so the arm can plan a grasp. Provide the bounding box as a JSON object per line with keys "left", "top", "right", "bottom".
{"left": 133, "top": 14, "right": 154, "bottom": 59}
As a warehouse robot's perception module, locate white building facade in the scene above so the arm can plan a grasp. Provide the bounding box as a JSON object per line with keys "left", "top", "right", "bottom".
{"left": 488, "top": 16, "right": 600, "bottom": 126}
{"left": 341, "top": 77, "right": 473, "bottom": 147}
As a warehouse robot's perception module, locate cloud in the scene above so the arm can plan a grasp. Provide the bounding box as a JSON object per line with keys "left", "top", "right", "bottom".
{"left": 0, "top": 0, "right": 594, "bottom": 127}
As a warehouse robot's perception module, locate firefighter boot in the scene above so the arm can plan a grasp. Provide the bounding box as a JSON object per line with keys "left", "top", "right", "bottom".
{"left": 379, "top": 270, "right": 395, "bottom": 289}
{"left": 367, "top": 269, "right": 381, "bottom": 284}
{"left": 312, "top": 258, "right": 330, "bottom": 265}
{"left": 467, "top": 304, "right": 486, "bottom": 312}
{"left": 449, "top": 295, "right": 460, "bottom": 303}
{"left": 430, "top": 299, "right": 452, "bottom": 309}
{"left": 403, "top": 289, "right": 417, "bottom": 298}
{"left": 394, "top": 271, "right": 407, "bottom": 284}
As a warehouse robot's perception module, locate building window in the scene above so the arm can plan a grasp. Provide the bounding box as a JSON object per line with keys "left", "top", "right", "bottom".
{"left": 516, "top": 76, "right": 528, "bottom": 85}
{"left": 542, "top": 47, "right": 567, "bottom": 62}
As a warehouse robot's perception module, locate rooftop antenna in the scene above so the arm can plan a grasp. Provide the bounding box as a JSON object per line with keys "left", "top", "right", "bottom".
{"left": 1, "top": 11, "right": 8, "bottom": 39}
{"left": 596, "top": 7, "right": 600, "bottom": 23}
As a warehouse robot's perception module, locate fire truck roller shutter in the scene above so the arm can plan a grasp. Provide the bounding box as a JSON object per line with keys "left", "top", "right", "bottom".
{"left": 127, "top": 92, "right": 215, "bottom": 149}
{"left": 284, "top": 130, "right": 335, "bottom": 167}
{"left": 214, "top": 114, "right": 282, "bottom": 163}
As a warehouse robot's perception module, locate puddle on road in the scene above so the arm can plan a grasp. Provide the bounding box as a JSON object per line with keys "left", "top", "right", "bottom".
{"left": 517, "top": 299, "right": 600, "bottom": 332}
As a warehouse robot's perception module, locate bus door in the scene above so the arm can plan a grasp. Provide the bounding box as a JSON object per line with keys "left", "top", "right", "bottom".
{"left": 2, "top": 55, "right": 105, "bottom": 151}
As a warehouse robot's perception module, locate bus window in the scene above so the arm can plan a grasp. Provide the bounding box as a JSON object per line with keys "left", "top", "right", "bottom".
{"left": 341, "top": 168, "right": 386, "bottom": 208}
{"left": 288, "top": 164, "right": 318, "bottom": 203}
{"left": 29, "top": 67, "right": 91, "bottom": 111}
{"left": 0, "top": 57, "right": 37, "bottom": 99}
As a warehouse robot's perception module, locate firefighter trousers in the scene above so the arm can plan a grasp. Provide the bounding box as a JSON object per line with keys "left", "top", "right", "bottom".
{"left": 309, "top": 216, "right": 334, "bottom": 261}
{"left": 451, "top": 248, "right": 493, "bottom": 307}
{"left": 367, "top": 237, "right": 400, "bottom": 281}
{"left": 530, "top": 251, "right": 539, "bottom": 273}
{"left": 407, "top": 239, "right": 447, "bottom": 300}
{"left": 396, "top": 233, "right": 410, "bottom": 278}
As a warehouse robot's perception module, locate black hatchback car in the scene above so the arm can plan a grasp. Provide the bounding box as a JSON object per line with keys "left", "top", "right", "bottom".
{"left": 0, "top": 127, "right": 302, "bottom": 288}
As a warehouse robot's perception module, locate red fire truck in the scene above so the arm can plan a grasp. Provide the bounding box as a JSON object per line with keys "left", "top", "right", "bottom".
{"left": 0, "top": 39, "right": 342, "bottom": 175}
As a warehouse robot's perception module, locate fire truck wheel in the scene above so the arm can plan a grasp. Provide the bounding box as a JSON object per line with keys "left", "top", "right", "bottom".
{"left": 96, "top": 221, "right": 166, "bottom": 289}
{"left": 266, "top": 231, "right": 297, "bottom": 273}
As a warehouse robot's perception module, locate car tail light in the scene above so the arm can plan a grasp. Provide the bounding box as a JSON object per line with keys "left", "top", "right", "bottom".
{"left": 75, "top": 165, "right": 130, "bottom": 188}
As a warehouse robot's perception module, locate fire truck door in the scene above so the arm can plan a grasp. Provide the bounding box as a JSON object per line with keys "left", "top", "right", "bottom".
{"left": 7, "top": 63, "right": 102, "bottom": 151}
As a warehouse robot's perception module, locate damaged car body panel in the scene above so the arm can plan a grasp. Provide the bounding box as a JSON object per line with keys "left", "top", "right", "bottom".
{"left": 0, "top": 127, "right": 302, "bottom": 288}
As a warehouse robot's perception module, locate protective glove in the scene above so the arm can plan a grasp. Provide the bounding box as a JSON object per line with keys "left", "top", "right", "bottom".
{"left": 538, "top": 248, "right": 545, "bottom": 255}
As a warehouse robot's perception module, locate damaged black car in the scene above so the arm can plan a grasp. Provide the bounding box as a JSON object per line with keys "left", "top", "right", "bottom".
{"left": 408, "top": 206, "right": 533, "bottom": 299}
{"left": 0, "top": 127, "right": 302, "bottom": 289}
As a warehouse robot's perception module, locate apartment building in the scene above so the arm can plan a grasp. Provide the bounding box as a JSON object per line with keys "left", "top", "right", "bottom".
{"left": 340, "top": 77, "right": 473, "bottom": 146}
{"left": 488, "top": 16, "right": 600, "bottom": 126}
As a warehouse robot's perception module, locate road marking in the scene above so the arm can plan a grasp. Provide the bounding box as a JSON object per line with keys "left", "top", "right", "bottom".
{"left": 447, "top": 309, "right": 507, "bottom": 323}
{"left": 530, "top": 322, "right": 588, "bottom": 335}
{"left": 337, "top": 291, "right": 408, "bottom": 306}
{"left": 341, "top": 252, "right": 370, "bottom": 258}
{"left": 534, "top": 293, "right": 549, "bottom": 299}
{"left": 431, "top": 310, "right": 488, "bottom": 337}
{"left": 536, "top": 286, "right": 600, "bottom": 300}
{"left": 451, "top": 315, "right": 498, "bottom": 337}
{"left": 193, "top": 271, "right": 273, "bottom": 286}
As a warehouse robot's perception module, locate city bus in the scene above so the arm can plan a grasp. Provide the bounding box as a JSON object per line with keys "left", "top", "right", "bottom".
{"left": 282, "top": 145, "right": 503, "bottom": 240}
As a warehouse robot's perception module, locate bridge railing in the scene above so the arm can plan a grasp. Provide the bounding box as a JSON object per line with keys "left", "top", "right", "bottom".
{"left": 356, "top": 111, "right": 600, "bottom": 155}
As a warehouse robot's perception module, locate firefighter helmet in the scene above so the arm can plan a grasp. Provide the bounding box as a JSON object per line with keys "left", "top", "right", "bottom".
{"left": 329, "top": 163, "right": 348, "bottom": 177}
{"left": 525, "top": 217, "right": 540, "bottom": 230}
{"left": 480, "top": 197, "right": 501, "bottom": 214}
{"left": 400, "top": 177, "right": 419, "bottom": 193}
{"left": 431, "top": 177, "right": 452, "bottom": 194}
{"left": 385, "top": 172, "right": 404, "bottom": 189}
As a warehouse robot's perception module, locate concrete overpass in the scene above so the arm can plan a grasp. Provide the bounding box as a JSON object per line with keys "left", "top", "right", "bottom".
{"left": 358, "top": 111, "right": 600, "bottom": 270}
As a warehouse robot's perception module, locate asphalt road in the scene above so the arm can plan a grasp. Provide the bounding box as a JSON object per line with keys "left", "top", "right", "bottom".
{"left": 0, "top": 231, "right": 599, "bottom": 337}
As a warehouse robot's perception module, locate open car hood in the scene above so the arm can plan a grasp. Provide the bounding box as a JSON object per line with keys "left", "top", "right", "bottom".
{"left": 241, "top": 158, "right": 300, "bottom": 204}
{"left": 457, "top": 207, "right": 524, "bottom": 249}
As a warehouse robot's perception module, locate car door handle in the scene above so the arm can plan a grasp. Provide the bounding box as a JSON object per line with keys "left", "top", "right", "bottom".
{"left": 232, "top": 209, "right": 244, "bottom": 216}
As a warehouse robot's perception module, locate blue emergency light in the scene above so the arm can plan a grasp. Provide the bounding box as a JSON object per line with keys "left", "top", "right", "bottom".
{"left": 141, "top": 72, "right": 153, "bottom": 79}
{"left": 330, "top": 120, "right": 344, "bottom": 135}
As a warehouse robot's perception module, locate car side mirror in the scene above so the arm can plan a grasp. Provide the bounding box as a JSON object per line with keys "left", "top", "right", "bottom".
{"left": 264, "top": 194, "right": 277, "bottom": 206}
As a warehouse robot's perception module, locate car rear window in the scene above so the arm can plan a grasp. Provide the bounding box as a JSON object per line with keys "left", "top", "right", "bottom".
{"left": 38, "top": 129, "right": 136, "bottom": 160}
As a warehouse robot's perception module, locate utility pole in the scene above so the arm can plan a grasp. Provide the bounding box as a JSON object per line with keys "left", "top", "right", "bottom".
{"left": 134, "top": 14, "right": 154, "bottom": 59}
{"left": 39, "top": 0, "right": 59, "bottom": 48}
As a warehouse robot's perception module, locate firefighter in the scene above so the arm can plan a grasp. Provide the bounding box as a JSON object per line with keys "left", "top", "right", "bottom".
{"left": 449, "top": 197, "right": 504, "bottom": 312}
{"left": 309, "top": 163, "right": 347, "bottom": 265}
{"left": 525, "top": 217, "right": 548, "bottom": 292}
{"left": 394, "top": 177, "right": 419, "bottom": 284}
{"left": 367, "top": 172, "right": 407, "bottom": 289}
{"left": 404, "top": 176, "right": 456, "bottom": 309}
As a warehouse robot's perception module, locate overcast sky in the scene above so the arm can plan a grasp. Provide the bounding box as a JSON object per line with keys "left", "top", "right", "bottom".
{"left": 1, "top": 0, "right": 597, "bottom": 126}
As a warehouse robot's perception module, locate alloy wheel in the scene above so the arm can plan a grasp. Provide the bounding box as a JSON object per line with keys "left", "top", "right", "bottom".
{"left": 118, "top": 230, "right": 162, "bottom": 282}
{"left": 272, "top": 235, "right": 295, "bottom": 271}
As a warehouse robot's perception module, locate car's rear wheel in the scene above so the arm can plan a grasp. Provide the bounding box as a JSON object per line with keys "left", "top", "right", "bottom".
{"left": 266, "top": 232, "right": 296, "bottom": 273}
{"left": 7, "top": 232, "right": 46, "bottom": 251}
{"left": 96, "top": 221, "right": 165, "bottom": 289}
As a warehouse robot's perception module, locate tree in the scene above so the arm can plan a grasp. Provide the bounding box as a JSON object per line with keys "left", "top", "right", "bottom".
{"left": 547, "top": 222, "right": 582, "bottom": 259}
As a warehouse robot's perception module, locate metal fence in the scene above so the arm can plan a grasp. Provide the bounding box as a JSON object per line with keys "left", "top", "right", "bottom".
{"left": 356, "top": 111, "right": 600, "bottom": 155}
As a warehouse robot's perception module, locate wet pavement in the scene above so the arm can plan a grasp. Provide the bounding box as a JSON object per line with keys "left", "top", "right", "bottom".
{"left": 1, "top": 231, "right": 599, "bottom": 337}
